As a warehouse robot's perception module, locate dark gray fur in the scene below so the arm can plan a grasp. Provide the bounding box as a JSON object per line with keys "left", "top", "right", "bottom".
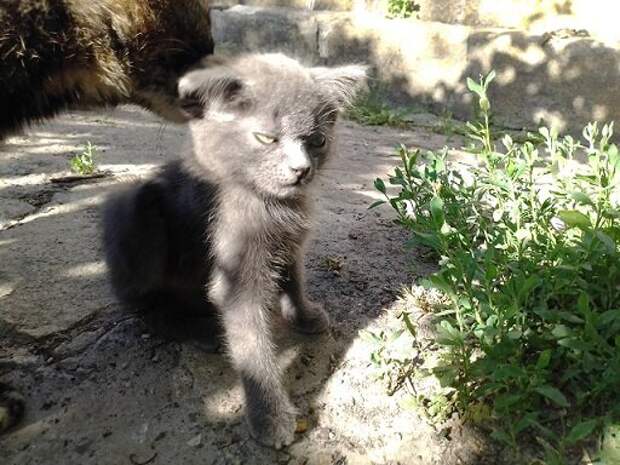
{"left": 102, "top": 54, "right": 365, "bottom": 448}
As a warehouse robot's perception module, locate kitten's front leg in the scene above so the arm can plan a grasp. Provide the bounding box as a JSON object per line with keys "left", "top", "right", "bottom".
{"left": 210, "top": 269, "right": 297, "bottom": 449}
{"left": 280, "top": 260, "right": 330, "bottom": 335}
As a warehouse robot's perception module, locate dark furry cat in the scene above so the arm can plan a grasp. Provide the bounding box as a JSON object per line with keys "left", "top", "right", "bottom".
{"left": 0, "top": 0, "right": 213, "bottom": 138}
{"left": 102, "top": 53, "right": 365, "bottom": 448}
{"left": 0, "top": 0, "right": 214, "bottom": 433}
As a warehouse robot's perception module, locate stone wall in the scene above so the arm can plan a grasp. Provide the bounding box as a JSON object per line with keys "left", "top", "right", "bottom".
{"left": 211, "top": 1, "right": 620, "bottom": 43}
{"left": 211, "top": 5, "right": 620, "bottom": 133}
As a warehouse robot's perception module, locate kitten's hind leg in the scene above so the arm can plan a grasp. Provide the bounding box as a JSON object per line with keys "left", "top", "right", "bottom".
{"left": 211, "top": 269, "right": 297, "bottom": 449}
{"left": 103, "top": 180, "right": 168, "bottom": 305}
{"left": 279, "top": 260, "right": 330, "bottom": 335}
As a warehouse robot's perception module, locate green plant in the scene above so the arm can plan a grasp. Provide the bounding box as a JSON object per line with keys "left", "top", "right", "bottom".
{"left": 386, "top": 0, "right": 420, "bottom": 19}
{"left": 360, "top": 310, "right": 419, "bottom": 395}
{"left": 346, "top": 89, "right": 408, "bottom": 127}
{"left": 373, "top": 72, "right": 620, "bottom": 462}
{"left": 70, "top": 141, "right": 97, "bottom": 175}
{"left": 434, "top": 110, "right": 469, "bottom": 141}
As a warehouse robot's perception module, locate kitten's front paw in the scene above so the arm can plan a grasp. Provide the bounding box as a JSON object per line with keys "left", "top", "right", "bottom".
{"left": 247, "top": 403, "right": 297, "bottom": 449}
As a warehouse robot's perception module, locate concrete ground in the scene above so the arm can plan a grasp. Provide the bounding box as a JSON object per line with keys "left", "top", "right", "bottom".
{"left": 1, "top": 107, "right": 494, "bottom": 465}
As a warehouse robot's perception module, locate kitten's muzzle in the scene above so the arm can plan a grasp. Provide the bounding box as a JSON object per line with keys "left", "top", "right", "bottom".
{"left": 283, "top": 139, "right": 312, "bottom": 185}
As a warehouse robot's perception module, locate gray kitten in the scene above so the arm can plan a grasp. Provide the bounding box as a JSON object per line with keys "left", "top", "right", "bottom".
{"left": 103, "top": 53, "right": 365, "bottom": 448}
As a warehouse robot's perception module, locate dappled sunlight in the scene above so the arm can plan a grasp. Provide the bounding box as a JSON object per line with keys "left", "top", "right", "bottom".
{"left": 14, "top": 191, "right": 107, "bottom": 226}
{"left": 0, "top": 172, "right": 72, "bottom": 186}
{"left": 0, "top": 278, "right": 19, "bottom": 299}
{"left": 5, "top": 132, "right": 85, "bottom": 145}
{"left": 200, "top": 393, "right": 244, "bottom": 423}
{"left": 306, "top": 4, "right": 620, "bottom": 134}
{"left": 98, "top": 163, "right": 160, "bottom": 175}
{"left": 63, "top": 261, "right": 107, "bottom": 279}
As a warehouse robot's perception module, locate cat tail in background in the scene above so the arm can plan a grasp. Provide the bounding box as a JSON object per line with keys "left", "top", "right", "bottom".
{"left": 311, "top": 64, "right": 369, "bottom": 108}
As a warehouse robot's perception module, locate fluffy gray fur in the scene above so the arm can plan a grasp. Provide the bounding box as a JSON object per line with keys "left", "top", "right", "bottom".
{"left": 103, "top": 53, "right": 366, "bottom": 448}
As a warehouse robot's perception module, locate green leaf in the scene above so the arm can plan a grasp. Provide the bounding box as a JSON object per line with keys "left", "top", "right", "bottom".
{"left": 570, "top": 191, "right": 594, "bottom": 206}
{"left": 466, "top": 77, "right": 483, "bottom": 96}
{"left": 514, "top": 413, "right": 537, "bottom": 434}
{"left": 478, "top": 96, "right": 490, "bottom": 113}
{"left": 577, "top": 293, "right": 590, "bottom": 316}
{"left": 603, "top": 208, "right": 620, "bottom": 219}
{"left": 374, "top": 178, "right": 386, "bottom": 194}
{"left": 534, "top": 385, "right": 569, "bottom": 408}
{"left": 426, "top": 274, "right": 454, "bottom": 296}
{"left": 436, "top": 320, "right": 463, "bottom": 346}
{"left": 598, "top": 309, "right": 620, "bottom": 327}
{"left": 387, "top": 328, "right": 405, "bottom": 343}
{"left": 430, "top": 196, "right": 445, "bottom": 228}
{"left": 485, "top": 70, "right": 497, "bottom": 87}
{"left": 557, "top": 337, "right": 590, "bottom": 351}
{"left": 558, "top": 210, "right": 591, "bottom": 229}
{"left": 440, "top": 222, "right": 453, "bottom": 235}
{"left": 565, "top": 419, "right": 598, "bottom": 444}
{"left": 368, "top": 200, "right": 386, "bottom": 209}
{"left": 490, "top": 428, "right": 514, "bottom": 447}
{"left": 609, "top": 143, "right": 619, "bottom": 165}
{"left": 551, "top": 324, "right": 571, "bottom": 339}
{"left": 359, "top": 329, "right": 382, "bottom": 344}
{"left": 400, "top": 311, "right": 417, "bottom": 337}
{"left": 535, "top": 350, "right": 552, "bottom": 370}
{"left": 556, "top": 311, "right": 584, "bottom": 324}
{"left": 494, "top": 393, "right": 522, "bottom": 411}
{"left": 595, "top": 231, "right": 616, "bottom": 253}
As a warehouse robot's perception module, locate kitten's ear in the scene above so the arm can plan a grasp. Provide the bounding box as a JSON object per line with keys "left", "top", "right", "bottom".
{"left": 312, "top": 64, "right": 368, "bottom": 107}
{"left": 177, "top": 67, "right": 244, "bottom": 120}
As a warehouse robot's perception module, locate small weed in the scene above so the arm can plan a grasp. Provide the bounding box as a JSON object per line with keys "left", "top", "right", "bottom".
{"left": 373, "top": 71, "right": 620, "bottom": 462}
{"left": 70, "top": 141, "right": 97, "bottom": 175}
{"left": 346, "top": 90, "right": 409, "bottom": 128}
{"left": 322, "top": 256, "right": 345, "bottom": 273}
{"left": 434, "top": 110, "right": 468, "bottom": 141}
{"left": 386, "top": 0, "right": 420, "bottom": 19}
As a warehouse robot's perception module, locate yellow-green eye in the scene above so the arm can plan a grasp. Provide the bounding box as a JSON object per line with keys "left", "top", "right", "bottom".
{"left": 253, "top": 132, "right": 278, "bottom": 145}
{"left": 306, "top": 133, "right": 326, "bottom": 148}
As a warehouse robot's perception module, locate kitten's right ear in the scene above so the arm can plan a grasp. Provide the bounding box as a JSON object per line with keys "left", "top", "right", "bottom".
{"left": 311, "top": 64, "right": 368, "bottom": 108}
{"left": 177, "top": 67, "right": 243, "bottom": 120}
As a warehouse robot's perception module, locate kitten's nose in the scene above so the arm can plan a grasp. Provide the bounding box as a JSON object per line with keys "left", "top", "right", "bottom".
{"left": 291, "top": 166, "right": 310, "bottom": 181}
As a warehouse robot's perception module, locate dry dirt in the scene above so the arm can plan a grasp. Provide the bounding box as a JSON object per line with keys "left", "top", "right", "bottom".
{"left": 0, "top": 107, "right": 495, "bottom": 465}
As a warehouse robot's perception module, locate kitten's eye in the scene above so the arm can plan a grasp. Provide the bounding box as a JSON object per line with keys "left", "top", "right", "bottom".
{"left": 253, "top": 132, "right": 278, "bottom": 145}
{"left": 306, "top": 133, "right": 326, "bottom": 148}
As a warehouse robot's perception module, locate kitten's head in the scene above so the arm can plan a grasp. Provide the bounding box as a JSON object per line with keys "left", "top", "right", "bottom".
{"left": 177, "top": 54, "right": 366, "bottom": 199}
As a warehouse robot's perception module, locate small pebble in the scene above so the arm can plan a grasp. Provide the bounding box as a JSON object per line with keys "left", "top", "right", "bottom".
{"left": 187, "top": 433, "right": 202, "bottom": 447}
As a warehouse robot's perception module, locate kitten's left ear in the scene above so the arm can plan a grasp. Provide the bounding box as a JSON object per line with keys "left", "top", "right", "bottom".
{"left": 311, "top": 64, "right": 368, "bottom": 108}
{"left": 176, "top": 66, "right": 244, "bottom": 120}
